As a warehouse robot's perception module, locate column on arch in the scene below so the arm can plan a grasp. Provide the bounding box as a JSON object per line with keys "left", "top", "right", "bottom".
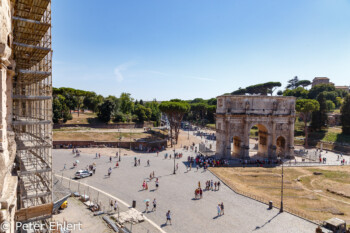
{"left": 242, "top": 118, "right": 250, "bottom": 159}
{"left": 270, "top": 120, "right": 277, "bottom": 159}
{"left": 287, "top": 117, "right": 295, "bottom": 157}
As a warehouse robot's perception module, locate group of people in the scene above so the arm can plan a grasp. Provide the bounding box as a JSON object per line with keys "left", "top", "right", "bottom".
{"left": 72, "top": 148, "right": 81, "bottom": 156}
{"left": 149, "top": 171, "right": 155, "bottom": 180}
{"left": 320, "top": 157, "right": 327, "bottom": 164}
{"left": 144, "top": 198, "right": 157, "bottom": 212}
{"left": 217, "top": 202, "right": 225, "bottom": 216}
{"left": 205, "top": 180, "right": 220, "bottom": 191}
{"left": 110, "top": 200, "right": 118, "bottom": 212}
{"left": 134, "top": 157, "right": 141, "bottom": 166}
{"left": 194, "top": 188, "right": 203, "bottom": 199}
{"left": 87, "top": 164, "right": 96, "bottom": 174}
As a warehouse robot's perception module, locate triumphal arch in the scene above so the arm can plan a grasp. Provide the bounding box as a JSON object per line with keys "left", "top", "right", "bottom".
{"left": 215, "top": 95, "right": 296, "bottom": 159}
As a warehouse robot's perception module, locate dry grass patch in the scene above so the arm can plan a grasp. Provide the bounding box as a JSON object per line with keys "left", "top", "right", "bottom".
{"left": 211, "top": 166, "right": 350, "bottom": 222}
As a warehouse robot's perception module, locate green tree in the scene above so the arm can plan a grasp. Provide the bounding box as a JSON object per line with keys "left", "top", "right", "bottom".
{"left": 295, "top": 80, "right": 311, "bottom": 88}
{"left": 335, "top": 97, "right": 343, "bottom": 108}
{"left": 119, "top": 93, "right": 134, "bottom": 114}
{"left": 207, "top": 98, "right": 217, "bottom": 106}
{"left": 232, "top": 82, "right": 281, "bottom": 96}
{"left": 191, "top": 98, "right": 206, "bottom": 104}
{"left": 134, "top": 104, "right": 152, "bottom": 123}
{"left": 311, "top": 93, "right": 327, "bottom": 130}
{"left": 53, "top": 95, "right": 71, "bottom": 123}
{"left": 97, "top": 100, "right": 115, "bottom": 123}
{"left": 190, "top": 103, "right": 208, "bottom": 124}
{"left": 308, "top": 84, "right": 335, "bottom": 99}
{"left": 277, "top": 90, "right": 283, "bottom": 96}
{"left": 105, "top": 95, "right": 120, "bottom": 117}
{"left": 75, "top": 96, "right": 85, "bottom": 117}
{"left": 145, "top": 100, "right": 161, "bottom": 126}
{"left": 159, "top": 101, "right": 190, "bottom": 146}
{"left": 341, "top": 95, "right": 350, "bottom": 135}
{"left": 325, "top": 100, "right": 335, "bottom": 112}
{"left": 283, "top": 87, "right": 309, "bottom": 99}
{"left": 286, "top": 76, "right": 299, "bottom": 89}
{"left": 296, "top": 99, "right": 320, "bottom": 147}
{"left": 206, "top": 105, "right": 216, "bottom": 123}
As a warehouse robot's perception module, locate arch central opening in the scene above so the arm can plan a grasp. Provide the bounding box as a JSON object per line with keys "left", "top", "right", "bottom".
{"left": 249, "top": 124, "right": 268, "bottom": 158}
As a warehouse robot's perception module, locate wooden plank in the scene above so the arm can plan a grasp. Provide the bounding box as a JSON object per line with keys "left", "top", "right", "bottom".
{"left": 15, "top": 203, "right": 53, "bottom": 222}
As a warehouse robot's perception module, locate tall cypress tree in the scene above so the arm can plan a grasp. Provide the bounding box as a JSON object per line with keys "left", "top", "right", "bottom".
{"left": 341, "top": 95, "right": 350, "bottom": 134}
{"left": 311, "top": 93, "right": 328, "bottom": 130}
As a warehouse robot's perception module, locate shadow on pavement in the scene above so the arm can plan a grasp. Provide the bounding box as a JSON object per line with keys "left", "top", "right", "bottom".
{"left": 253, "top": 212, "right": 280, "bottom": 231}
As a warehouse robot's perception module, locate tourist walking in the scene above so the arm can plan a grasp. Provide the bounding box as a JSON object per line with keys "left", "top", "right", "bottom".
{"left": 108, "top": 167, "right": 112, "bottom": 177}
{"left": 217, "top": 181, "right": 221, "bottom": 190}
{"left": 114, "top": 200, "right": 118, "bottom": 212}
{"left": 145, "top": 200, "right": 149, "bottom": 212}
{"left": 220, "top": 202, "right": 224, "bottom": 215}
{"left": 155, "top": 178, "right": 159, "bottom": 189}
{"left": 142, "top": 180, "right": 146, "bottom": 190}
{"left": 110, "top": 156, "right": 112, "bottom": 163}
{"left": 211, "top": 180, "right": 213, "bottom": 191}
{"left": 147, "top": 160, "right": 150, "bottom": 166}
{"left": 176, "top": 163, "right": 179, "bottom": 171}
{"left": 63, "top": 164, "right": 66, "bottom": 170}
{"left": 214, "top": 182, "right": 217, "bottom": 191}
{"left": 110, "top": 200, "right": 113, "bottom": 211}
{"left": 152, "top": 198, "right": 157, "bottom": 212}
{"left": 166, "top": 210, "right": 172, "bottom": 225}
{"left": 217, "top": 204, "right": 221, "bottom": 216}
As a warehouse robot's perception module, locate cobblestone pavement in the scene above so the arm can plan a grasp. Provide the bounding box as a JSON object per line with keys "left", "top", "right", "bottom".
{"left": 53, "top": 148, "right": 321, "bottom": 233}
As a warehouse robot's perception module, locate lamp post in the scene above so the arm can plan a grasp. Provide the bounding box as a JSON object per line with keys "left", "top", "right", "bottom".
{"left": 119, "top": 129, "right": 121, "bottom": 162}
{"left": 188, "top": 122, "right": 190, "bottom": 140}
{"left": 280, "top": 160, "right": 284, "bottom": 213}
{"left": 130, "top": 128, "right": 132, "bottom": 150}
{"left": 173, "top": 146, "right": 176, "bottom": 175}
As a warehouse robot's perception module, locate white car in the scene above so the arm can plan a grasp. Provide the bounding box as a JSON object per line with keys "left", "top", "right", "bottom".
{"left": 75, "top": 170, "right": 93, "bottom": 179}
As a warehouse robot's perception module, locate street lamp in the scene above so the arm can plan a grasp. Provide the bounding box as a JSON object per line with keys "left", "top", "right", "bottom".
{"left": 188, "top": 122, "right": 190, "bottom": 140}
{"left": 173, "top": 146, "right": 176, "bottom": 174}
{"left": 280, "top": 160, "right": 284, "bottom": 213}
{"left": 119, "top": 129, "right": 121, "bottom": 162}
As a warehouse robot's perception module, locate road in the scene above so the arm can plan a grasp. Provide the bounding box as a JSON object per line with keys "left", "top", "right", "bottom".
{"left": 53, "top": 147, "right": 321, "bottom": 233}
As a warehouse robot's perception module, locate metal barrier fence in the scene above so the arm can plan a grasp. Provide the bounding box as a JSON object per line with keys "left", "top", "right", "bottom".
{"left": 54, "top": 173, "right": 157, "bottom": 233}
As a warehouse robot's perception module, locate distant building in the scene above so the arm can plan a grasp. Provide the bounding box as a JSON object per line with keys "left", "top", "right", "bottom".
{"left": 335, "top": 86, "right": 350, "bottom": 93}
{"left": 312, "top": 77, "right": 334, "bottom": 87}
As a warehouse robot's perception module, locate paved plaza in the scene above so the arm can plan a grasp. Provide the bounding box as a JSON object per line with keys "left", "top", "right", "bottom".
{"left": 53, "top": 147, "right": 321, "bottom": 233}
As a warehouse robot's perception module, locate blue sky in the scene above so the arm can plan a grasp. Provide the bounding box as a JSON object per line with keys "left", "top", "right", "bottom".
{"left": 52, "top": 0, "right": 350, "bottom": 100}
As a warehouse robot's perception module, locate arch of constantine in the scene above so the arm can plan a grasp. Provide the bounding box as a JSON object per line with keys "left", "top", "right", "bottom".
{"left": 215, "top": 95, "right": 296, "bottom": 159}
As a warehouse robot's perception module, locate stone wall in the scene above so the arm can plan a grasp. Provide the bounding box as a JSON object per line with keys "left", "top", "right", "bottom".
{"left": 53, "top": 122, "right": 154, "bottom": 129}
{"left": 216, "top": 95, "right": 296, "bottom": 159}
{"left": 0, "top": 1, "right": 17, "bottom": 232}
{"left": 53, "top": 140, "right": 167, "bottom": 150}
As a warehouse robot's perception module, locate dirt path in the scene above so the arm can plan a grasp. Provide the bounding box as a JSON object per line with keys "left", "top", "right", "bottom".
{"left": 296, "top": 173, "right": 350, "bottom": 206}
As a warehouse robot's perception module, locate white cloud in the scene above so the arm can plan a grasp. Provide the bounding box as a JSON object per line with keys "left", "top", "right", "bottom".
{"left": 114, "top": 62, "right": 136, "bottom": 82}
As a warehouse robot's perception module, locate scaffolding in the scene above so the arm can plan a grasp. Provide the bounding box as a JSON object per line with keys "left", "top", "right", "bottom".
{"left": 11, "top": 0, "right": 53, "bottom": 222}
